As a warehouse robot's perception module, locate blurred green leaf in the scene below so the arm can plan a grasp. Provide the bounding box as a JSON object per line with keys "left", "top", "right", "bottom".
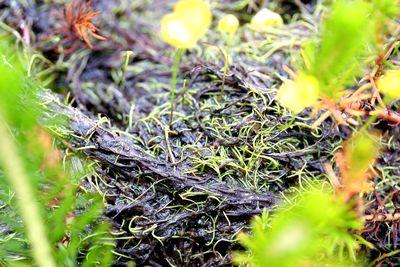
{"left": 308, "top": 0, "right": 374, "bottom": 99}
{"left": 0, "top": 33, "right": 114, "bottom": 266}
{"left": 235, "top": 186, "right": 363, "bottom": 266}
{"left": 371, "top": 0, "right": 399, "bottom": 19}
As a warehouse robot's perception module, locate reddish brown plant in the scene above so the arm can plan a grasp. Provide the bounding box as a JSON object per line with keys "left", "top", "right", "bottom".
{"left": 61, "top": 0, "right": 106, "bottom": 52}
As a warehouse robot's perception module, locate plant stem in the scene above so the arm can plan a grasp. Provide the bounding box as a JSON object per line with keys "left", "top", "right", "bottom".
{"left": 120, "top": 50, "right": 134, "bottom": 86}
{"left": 0, "top": 116, "right": 55, "bottom": 267}
{"left": 221, "top": 34, "right": 233, "bottom": 97}
{"left": 169, "top": 48, "right": 185, "bottom": 126}
{"left": 221, "top": 50, "right": 229, "bottom": 97}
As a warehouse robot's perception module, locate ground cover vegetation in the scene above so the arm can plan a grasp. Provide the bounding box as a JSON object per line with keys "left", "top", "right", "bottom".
{"left": 0, "top": 0, "right": 399, "bottom": 266}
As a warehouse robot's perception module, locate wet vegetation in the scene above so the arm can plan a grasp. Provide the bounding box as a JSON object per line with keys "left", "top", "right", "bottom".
{"left": 0, "top": 0, "right": 399, "bottom": 266}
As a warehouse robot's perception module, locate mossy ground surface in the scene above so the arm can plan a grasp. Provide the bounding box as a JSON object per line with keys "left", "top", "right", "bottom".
{"left": 0, "top": 0, "right": 399, "bottom": 265}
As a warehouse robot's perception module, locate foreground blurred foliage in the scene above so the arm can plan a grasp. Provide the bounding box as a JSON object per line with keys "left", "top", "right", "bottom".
{"left": 277, "top": 0, "right": 399, "bottom": 113}
{"left": 235, "top": 0, "right": 392, "bottom": 265}
{"left": 306, "top": 0, "right": 373, "bottom": 99}
{"left": 235, "top": 132, "right": 379, "bottom": 266}
{"left": 235, "top": 187, "right": 364, "bottom": 266}
{"left": 0, "top": 35, "right": 114, "bottom": 265}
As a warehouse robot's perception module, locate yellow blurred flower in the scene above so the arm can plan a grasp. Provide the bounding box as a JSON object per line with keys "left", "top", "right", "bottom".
{"left": 250, "top": 8, "right": 283, "bottom": 32}
{"left": 161, "top": 0, "right": 212, "bottom": 49}
{"left": 174, "top": 0, "right": 212, "bottom": 36}
{"left": 161, "top": 13, "right": 198, "bottom": 49}
{"left": 218, "top": 14, "right": 239, "bottom": 35}
{"left": 377, "top": 70, "right": 400, "bottom": 99}
{"left": 277, "top": 74, "right": 320, "bottom": 113}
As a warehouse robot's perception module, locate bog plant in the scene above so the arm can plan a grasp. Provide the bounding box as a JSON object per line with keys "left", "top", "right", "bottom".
{"left": 160, "top": 0, "right": 211, "bottom": 124}
{"left": 235, "top": 132, "right": 380, "bottom": 266}
{"left": 331, "top": 132, "right": 379, "bottom": 201}
{"left": 250, "top": 8, "right": 283, "bottom": 32}
{"left": 218, "top": 13, "right": 240, "bottom": 95}
{"left": 161, "top": 0, "right": 211, "bottom": 49}
{"left": 277, "top": 73, "right": 320, "bottom": 114}
{"left": 276, "top": 0, "right": 399, "bottom": 122}
{"left": 235, "top": 0, "right": 397, "bottom": 266}
{"left": 0, "top": 35, "right": 113, "bottom": 266}
{"left": 218, "top": 14, "right": 239, "bottom": 35}
{"left": 377, "top": 70, "right": 400, "bottom": 100}
{"left": 0, "top": 39, "right": 54, "bottom": 267}
{"left": 235, "top": 188, "right": 365, "bottom": 267}
{"left": 58, "top": 0, "right": 105, "bottom": 53}
{"left": 1, "top": 0, "right": 397, "bottom": 266}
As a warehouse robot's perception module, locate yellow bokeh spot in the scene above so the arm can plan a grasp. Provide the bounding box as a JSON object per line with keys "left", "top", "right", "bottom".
{"left": 377, "top": 70, "right": 400, "bottom": 99}
{"left": 161, "top": 0, "right": 212, "bottom": 49}
{"left": 161, "top": 13, "right": 198, "bottom": 49}
{"left": 218, "top": 14, "right": 239, "bottom": 35}
{"left": 250, "top": 8, "right": 283, "bottom": 32}
{"left": 277, "top": 74, "right": 320, "bottom": 113}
